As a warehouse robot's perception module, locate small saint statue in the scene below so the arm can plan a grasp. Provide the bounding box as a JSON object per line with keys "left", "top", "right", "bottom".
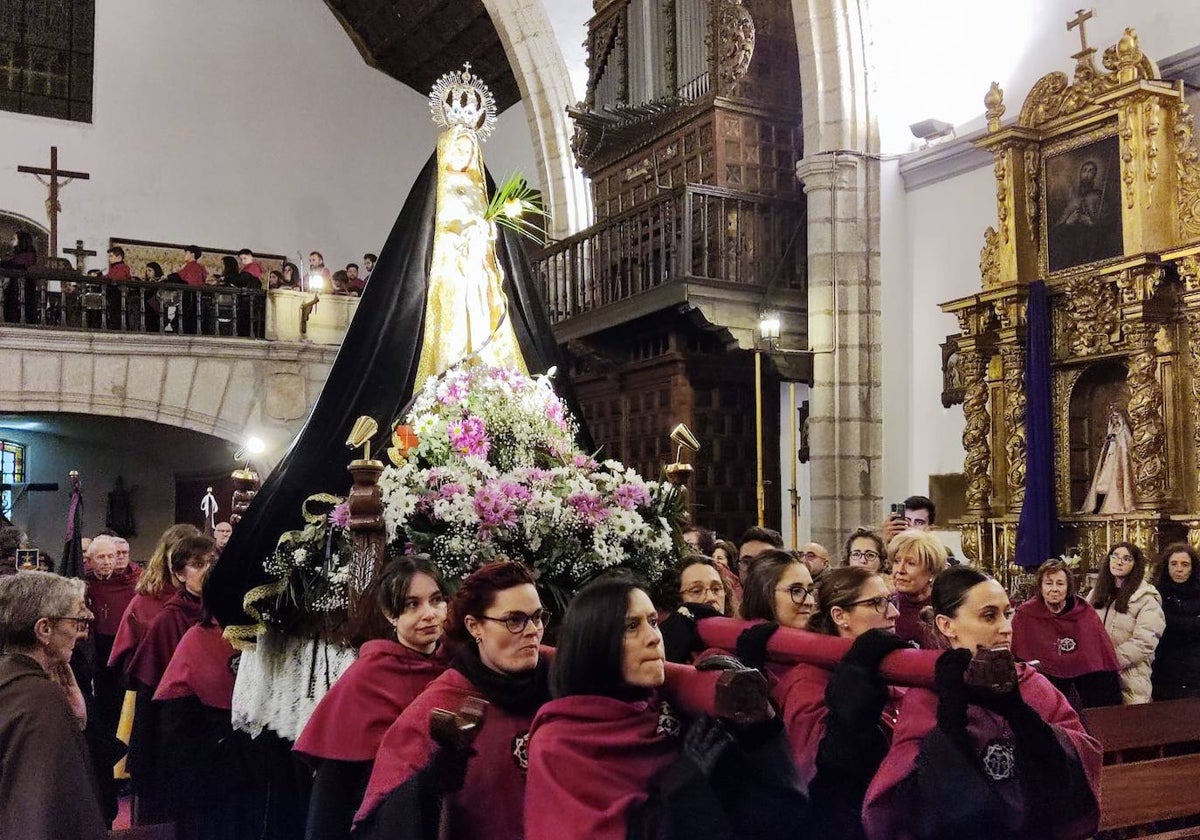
{"left": 413, "top": 64, "right": 528, "bottom": 385}
{"left": 1079, "top": 404, "right": 1136, "bottom": 515}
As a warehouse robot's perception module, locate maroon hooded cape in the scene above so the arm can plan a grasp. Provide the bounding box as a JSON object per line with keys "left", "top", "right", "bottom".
{"left": 355, "top": 667, "right": 536, "bottom": 840}
{"left": 153, "top": 622, "right": 238, "bottom": 710}
{"left": 862, "top": 664, "right": 1102, "bottom": 840}
{"left": 85, "top": 567, "right": 138, "bottom": 637}
{"left": 772, "top": 662, "right": 903, "bottom": 789}
{"left": 126, "top": 589, "right": 204, "bottom": 690}
{"left": 525, "top": 694, "right": 679, "bottom": 840}
{"left": 295, "top": 638, "right": 449, "bottom": 763}
{"left": 107, "top": 589, "right": 175, "bottom": 676}
{"left": 1011, "top": 596, "right": 1120, "bottom": 678}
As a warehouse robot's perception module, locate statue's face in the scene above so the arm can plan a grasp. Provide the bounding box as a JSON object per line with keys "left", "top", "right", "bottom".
{"left": 447, "top": 133, "right": 476, "bottom": 171}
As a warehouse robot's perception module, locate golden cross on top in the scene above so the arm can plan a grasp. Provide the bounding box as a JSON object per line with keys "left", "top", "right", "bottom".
{"left": 1067, "top": 8, "right": 1095, "bottom": 55}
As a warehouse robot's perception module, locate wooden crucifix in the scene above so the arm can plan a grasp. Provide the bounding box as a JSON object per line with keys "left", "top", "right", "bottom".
{"left": 17, "top": 146, "right": 90, "bottom": 261}
{"left": 63, "top": 239, "right": 97, "bottom": 272}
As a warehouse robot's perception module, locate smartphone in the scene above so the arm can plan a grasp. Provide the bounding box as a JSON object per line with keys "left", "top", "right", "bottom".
{"left": 889, "top": 503, "right": 905, "bottom": 519}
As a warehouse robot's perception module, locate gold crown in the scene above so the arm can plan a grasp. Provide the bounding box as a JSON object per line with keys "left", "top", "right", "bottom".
{"left": 429, "top": 62, "right": 498, "bottom": 139}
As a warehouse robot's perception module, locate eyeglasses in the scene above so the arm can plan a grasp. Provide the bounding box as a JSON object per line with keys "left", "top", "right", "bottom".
{"left": 849, "top": 550, "right": 880, "bottom": 562}
{"left": 845, "top": 595, "right": 892, "bottom": 615}
{"left": 1109, "top": 553, "right": 1134, "bottom": 563}
{"left": 46, "top": 615, "right": 93, "bottom": 631}
{"left": 477, "top": 609, "right": 551, "bottom": 634}
{"left": 680, "top": 583, "right": 725, "bottom": 599}
{"left": 775, "top": 584, "right": 813, "bottom": 605}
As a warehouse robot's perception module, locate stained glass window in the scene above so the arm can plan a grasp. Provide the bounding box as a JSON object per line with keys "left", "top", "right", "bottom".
{"left": 0, "top": 0, "right": 94, "bottom": 122}
{"left": 1, "top": 440, "right": 26, "bottom": 521}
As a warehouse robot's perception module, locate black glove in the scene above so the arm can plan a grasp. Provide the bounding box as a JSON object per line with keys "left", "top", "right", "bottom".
{"left": 429, "top": 743, "right": 476, "bottom": 794}
{"left": 933, "top": 648, "right": 972, "bottom": 733}
{"left": 842, "top": 628, "right": 912, "bottom": 671}
{"left": 824, "top": 631, "right": 909, "bottom": 726}
{"left": 660, "top": 603, "right": 722, "bottom": 663}
{"left": 680, "top": 715, "right": 735, "bottom": 777}
{"left": 735, "top": 622, "right": 780, "bottom": 672}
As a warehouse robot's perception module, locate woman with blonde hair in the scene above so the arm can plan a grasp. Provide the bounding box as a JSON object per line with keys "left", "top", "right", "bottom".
{"left": 108, "top": 523, "right": 200, "bottom": 676}
{"left": 887, "top": 530, "right": 947, "bottom": 649}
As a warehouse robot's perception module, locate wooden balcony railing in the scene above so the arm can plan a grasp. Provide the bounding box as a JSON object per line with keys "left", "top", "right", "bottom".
{"left": 1, "top": 269, "right": 266, "bottom": 338}
{"left": 533, "top": 184, "right": 805, "bottom": 325}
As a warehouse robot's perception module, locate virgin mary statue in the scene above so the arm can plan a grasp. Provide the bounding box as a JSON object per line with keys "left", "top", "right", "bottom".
{"left": 1079, "top": 405, "right": 1136, "bottom": 515}
{"left": 206, "top": 64, "right": 589, "bottom": 633}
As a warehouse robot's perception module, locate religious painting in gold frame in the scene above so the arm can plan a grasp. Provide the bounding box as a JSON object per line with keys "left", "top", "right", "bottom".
{"left": 1042, "top": 128, "right": 1124, "bottom": 275}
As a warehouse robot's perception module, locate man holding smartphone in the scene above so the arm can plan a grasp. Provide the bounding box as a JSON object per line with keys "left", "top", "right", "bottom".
{"left": 881, "top": 495, "right": 958, "bottom": 565}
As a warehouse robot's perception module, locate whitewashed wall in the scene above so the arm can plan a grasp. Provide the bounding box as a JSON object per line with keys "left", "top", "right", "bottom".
{"left": 0, "top": 0, "right": 540, "bottom": 275}
{"left": 878, "top": 0, "right": 1200, "bottom": 509}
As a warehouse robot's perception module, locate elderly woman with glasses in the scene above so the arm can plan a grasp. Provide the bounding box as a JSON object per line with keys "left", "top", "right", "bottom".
{"left": 0, "top": 571, "right": 107, "bottom": 839}
{"left": 356, "top": 560, "right": 551, "bottom": 840}
{"left": 768, "top": 567, "right": 908, "bottom": 840}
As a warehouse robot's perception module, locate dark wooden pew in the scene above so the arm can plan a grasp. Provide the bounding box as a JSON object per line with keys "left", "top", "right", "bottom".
{"left": 1085, "top": 697, "right": 1200, "bottom": 838}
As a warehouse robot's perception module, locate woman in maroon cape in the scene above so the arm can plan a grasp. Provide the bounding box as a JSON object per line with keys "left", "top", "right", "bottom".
{"left": 773, "top": 567, "right": 907, "bottom": 840}
{"left": 1011, "top": 559, "right": 1121, "bottom": 709}
{"left": 863, "top": 567, "right": 1102, "bottom": 840}
{"left": 153, "top": 616, "right": 264, "bottom": 840}
{"left": 295, "top": 556, "right": 452, "bottom": 840}
{"left": 108, "top": 523, "right": 201, "bottom": 676}
{"left": 354, "top": 560, "right": 551, "bottom": 840}
{"left": 525, "top": 576, "right": 808, "bottom": 840}
{"left": 126, "top": 533, "right": 214, "bottom": 825}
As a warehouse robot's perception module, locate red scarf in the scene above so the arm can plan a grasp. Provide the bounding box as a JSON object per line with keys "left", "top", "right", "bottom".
{"left": 295, "top": 639, "right": 449, "bottom": 763}
{"left": 525, "top": 694, "right": 680, "bottom": 840}
{"left": 1011, "top": 596, "right": 1120, "bottom": 679}
{"left": 153, "top": 622, "right": 238, "bottom": 710}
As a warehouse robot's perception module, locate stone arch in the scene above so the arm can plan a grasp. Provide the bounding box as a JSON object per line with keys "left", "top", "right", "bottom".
{"left": 481, "top": 0, "right": 593, "bottom": 237}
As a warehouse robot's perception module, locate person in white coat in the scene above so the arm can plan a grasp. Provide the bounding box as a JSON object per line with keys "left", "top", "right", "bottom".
{"left": 1087, "top": 542, "right": 1165, "bottom": 704}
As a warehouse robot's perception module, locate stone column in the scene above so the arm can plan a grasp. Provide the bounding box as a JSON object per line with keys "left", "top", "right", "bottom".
{"left": 795, "top": 150, "right": 881, "bottom": 550}
{"left": 1125, "top": 321, "right": 1168, "bottom": 511}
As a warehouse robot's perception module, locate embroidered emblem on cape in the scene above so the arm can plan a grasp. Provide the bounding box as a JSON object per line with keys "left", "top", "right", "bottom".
{"left": 1057, "top": 636, "right": 1077, "bottom": 654}
{"left": 981, "top": 740, "right": 1015, "bottom": 781}
{"left": 656, "top": 700, "right": 681, "bottom": 738}
{"left": 511, "top": 731, "right": 530, "bottom": 770}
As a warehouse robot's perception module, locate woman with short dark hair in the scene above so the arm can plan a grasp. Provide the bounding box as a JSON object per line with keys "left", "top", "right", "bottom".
{"left": 526, "top": 576, "right": 808, "bottom": 840}
{"left": 863, "top": 567, "right": 1103, "bottom": 840}
{"left": 844, "top": 528, "right": 887, "bottom": 574}
{"left": 0, "top": 571, "right": 106, "bottom": 840}
{"left": 296, "top": 556, "right": 451, "bottom": 840}
{"left": 355, "top": 560, "right": 550, "bottom": 840}
{"left": 740, "top": 549, "right": 815, "bottom": 631}
{"left": 1151, "top": 543, "right": 1200, "bottom": 700}
{"left": 1011, "top": 559, "right": 1121, "bottom": 709}
{"left": 1086, "top": 542, "right": 1164, "bottom": 704}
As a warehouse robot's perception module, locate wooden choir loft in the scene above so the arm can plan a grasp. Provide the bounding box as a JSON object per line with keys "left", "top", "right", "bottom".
{"left": 532, "top": 0, "right": 810, "bottom": 538}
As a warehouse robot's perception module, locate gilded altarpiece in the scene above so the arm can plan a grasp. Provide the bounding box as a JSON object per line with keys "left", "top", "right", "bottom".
{"left": 941, "top": 24, "right": 1200, "bottom": 586}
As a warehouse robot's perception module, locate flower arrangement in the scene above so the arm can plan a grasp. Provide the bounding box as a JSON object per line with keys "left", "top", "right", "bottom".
{"left": 245, "top": 494, "right": 355, "bottom": 634}
{"left": 378, "top": 363, "right": 683, "bottom": 594}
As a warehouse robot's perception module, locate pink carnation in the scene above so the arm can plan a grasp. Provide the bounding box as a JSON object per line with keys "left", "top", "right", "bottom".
{"left": 613, "top": 482, "right": 650, "bottom": 510}
{"left": 474, "top": 482, "right": 519, "bottom": 530}
{"left": 568, "top": 491, "right": 610, "bottom": 526}
{"left": 448, "top": 416, "right": 490, "bottom": 458}
{"left": 328, "top": 502, "right": 351, "bottom": 528}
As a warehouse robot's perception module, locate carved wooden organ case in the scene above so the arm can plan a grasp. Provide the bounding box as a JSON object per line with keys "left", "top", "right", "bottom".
{"left": 941, "top": 28, "right": 1200, "bottom": 575}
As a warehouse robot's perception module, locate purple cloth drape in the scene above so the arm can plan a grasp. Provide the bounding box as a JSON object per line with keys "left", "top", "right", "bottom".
{"left": 60, "top": 472, "right": 84, "bottom": 579}
{"left": 1015, "top": 281, "right": 1057, "bottom": 568}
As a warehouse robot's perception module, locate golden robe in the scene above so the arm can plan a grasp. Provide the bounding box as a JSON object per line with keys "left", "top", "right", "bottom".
{"left": 414, "top": 125, "right": 527, "bottom": 384}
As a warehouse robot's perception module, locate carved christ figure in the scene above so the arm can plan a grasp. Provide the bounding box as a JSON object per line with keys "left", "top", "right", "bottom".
{"left": 1080, "top": 406, "right": 1136, "bottom": 515}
